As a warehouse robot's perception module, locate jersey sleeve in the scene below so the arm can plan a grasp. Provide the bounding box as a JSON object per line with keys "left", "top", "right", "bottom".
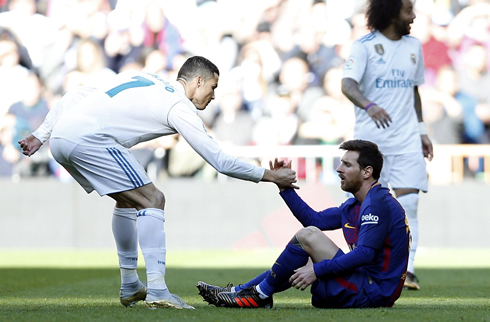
{"left": 342, "top": 40, "right": 368, "bottom": 83}
{"left": 167, "top": 103, "right": 265, "bottom": 182}
{"left": 279, "top": 188, "right": 342, "bottom": 229}
{"left": 32, "top": 87, "right": 96, "bottom": 143}
{"left": 357, "top": 193, "right": 391, "bottom": 250}
{"left": 313, "top": 245, "right": 376, "bottom": 277}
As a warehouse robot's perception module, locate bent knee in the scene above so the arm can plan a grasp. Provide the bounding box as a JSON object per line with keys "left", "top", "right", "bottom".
{"left": 296, "top": 226, "right": 322, "bottom": 245}
{"left": 138, "top": 185, "right": 166, "bottom": 209}
{"left": 150, "top": 190, "right": 166, "bottom": 209}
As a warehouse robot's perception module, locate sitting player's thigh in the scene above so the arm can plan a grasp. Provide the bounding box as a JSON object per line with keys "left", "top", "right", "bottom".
{"left": 389, "top": 152, "right": 428, "bottom": 192}
{"left": 68, "top": 143, "right": 152, "bottom": 196}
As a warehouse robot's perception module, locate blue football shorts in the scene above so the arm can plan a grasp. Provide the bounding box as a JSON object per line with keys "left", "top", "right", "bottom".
{"left": 310, "top": 249, "right": 373, "bottom": 308}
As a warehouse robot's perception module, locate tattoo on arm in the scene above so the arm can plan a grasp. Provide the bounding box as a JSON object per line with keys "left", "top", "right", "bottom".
{"left": 341, "top": 78, "right": 371, "bottom": 108}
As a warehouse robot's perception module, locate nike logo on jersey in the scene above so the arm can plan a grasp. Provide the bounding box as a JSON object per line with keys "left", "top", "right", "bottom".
{"left": 344, "top": 223, "right": 356, "bottom": 229}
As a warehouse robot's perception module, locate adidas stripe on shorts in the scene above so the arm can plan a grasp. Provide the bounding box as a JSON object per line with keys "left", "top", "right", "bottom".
{"left": 50, "top": 138, "right": 151, "bottom": 196}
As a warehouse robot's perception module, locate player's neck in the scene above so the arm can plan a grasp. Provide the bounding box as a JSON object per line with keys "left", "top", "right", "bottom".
{"left": 177, "top": 78, "right": 192, "bottom": 100}
{"left": 354, "top": 179, "right": 377, "bottom": 204}
{"left": 380, "top": 26, "right": 402, "bottom": 41}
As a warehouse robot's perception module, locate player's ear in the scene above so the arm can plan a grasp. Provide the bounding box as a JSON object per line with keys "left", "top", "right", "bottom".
{"left": 196, "top": 76, "right": 203, "bottom": 87}
{"left": 363, "top": 166, "right": 373, "bottom": 179}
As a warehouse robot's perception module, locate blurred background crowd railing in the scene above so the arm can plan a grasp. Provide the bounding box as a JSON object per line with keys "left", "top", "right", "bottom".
{"left": 1, "top": 0, "right": 489, "bottom": 184}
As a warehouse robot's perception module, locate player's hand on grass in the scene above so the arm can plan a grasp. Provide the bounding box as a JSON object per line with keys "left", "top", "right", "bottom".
{"left": 367, "top": 104, "right": 392, "bottom": 129}
{"left": 268, "top": 158, "right": 299, "bottom": 190}
{"left": 421, "top": 135, "right": 433, "bottom": 161}
{"left": 18, "top": 134, "right": 43, "bottom": 157}
{"left": 289, "top": 264, "right": 317, "bottom": 291}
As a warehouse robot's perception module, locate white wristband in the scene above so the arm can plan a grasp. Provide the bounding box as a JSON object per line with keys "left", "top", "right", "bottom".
{"left": 418, "top": 122, "right": 428, "bottom": 135}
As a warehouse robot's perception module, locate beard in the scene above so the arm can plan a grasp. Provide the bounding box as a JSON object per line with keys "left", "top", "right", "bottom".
{"left": 340, "top": 176, "right": 363, "bottom": 194}
{"left": 394, "top": 20, "right": 411, "bottom": 36}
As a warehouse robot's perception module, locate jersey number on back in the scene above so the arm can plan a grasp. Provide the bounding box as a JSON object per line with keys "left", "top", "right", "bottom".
{"left": 105, "top": 76, "right": 155, "bottom": 98}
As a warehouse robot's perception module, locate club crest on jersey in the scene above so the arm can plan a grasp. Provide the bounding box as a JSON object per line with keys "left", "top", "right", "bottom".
{"left": 375, "top": 44, "right": 384, "bottom": 55}
{"left": 411, "top": 54, "right": 416, "bottom": 64}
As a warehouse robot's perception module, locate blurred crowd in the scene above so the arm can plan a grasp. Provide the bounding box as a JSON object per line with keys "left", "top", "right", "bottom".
{"left": 0, "top": 0, "right": 489, "bottom": 182}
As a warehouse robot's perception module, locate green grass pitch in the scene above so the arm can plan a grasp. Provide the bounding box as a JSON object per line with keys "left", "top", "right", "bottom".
{"left": 0, "top": 249, "right": 489, "bottom": 321}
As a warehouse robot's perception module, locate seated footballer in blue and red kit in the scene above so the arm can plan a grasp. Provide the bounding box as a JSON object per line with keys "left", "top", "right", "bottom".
{"left": 197, "top": 139, "right": 410, "bottom": 309}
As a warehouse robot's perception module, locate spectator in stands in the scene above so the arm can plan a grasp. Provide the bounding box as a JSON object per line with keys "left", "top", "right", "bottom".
{"left": 141, "top": 1, "right": 183, "bottom": 70}
{"left": 142, "top": 49, "right": 168, "bottom": 77}
{"left": 0, "top": 0, "right": 58, "bottom": 69}
{"left": 297, "top": 67, "right": 354, "bottom": 146}
{"left": 3, "top": 72, "right": 50, "bottom": 177}
{"left": 0, "top": 33, "right": 30, "bottom": 116}
{"left": 232, "top": 41, "right": 280, "bottom": 120}
{"left": 411, "top": 11, "right": 452, "bottom": 86}
{"left": 63, "top": 38, "right": 116, "bottom": 92}
{"left": 446, "top": 0, "right": 490, "bottom": 70}
{"left": 420, "top": 71, "right": 463, "bottom": 144}
{"left": 266, "top": 57, "right": 312, "bottom": 123}
{"left": 253, "top": 86, "right": 299, "bottom": 148}
{"left": 211, "top": 81, "right": 255, "bottom": 148}
{"left": 281, "top": 20, "right": 342, "bottom": 88}
{"left": 455, "top": 43, "right": 490, "bottom": 146}
{"left": 104, "top": 7, "right": 144, "bottom": 73}
{"left": 192, "top": 1, "right": 239, "bottom": 75}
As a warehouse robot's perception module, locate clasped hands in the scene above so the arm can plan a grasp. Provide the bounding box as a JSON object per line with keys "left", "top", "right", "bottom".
{"left": 269, "top": 158, "right": 299, "bottom": 190}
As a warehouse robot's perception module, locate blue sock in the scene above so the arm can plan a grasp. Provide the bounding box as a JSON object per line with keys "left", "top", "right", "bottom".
{"left": 258, "top": 242, "right": 309, "bottom": 297}
{"left": 235, "top": 270, "right": 269, "bottom": 292}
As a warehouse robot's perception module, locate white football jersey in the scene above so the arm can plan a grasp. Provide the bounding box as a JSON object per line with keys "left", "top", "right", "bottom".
{"left": 47, "top": 72, "right": 264, "bottom": 182}
{"left": 342, "top": 31, "right": 425, "bottom": 155}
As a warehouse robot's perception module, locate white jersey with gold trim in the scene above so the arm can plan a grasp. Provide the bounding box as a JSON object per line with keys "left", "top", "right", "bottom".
{"left": 342, "top": 30, "right": 425, "bottom": 155}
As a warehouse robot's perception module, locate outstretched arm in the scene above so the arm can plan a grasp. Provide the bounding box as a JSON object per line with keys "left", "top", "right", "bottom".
{"left": 262, "top": 158, "right": 299, "bottom": 189}
{"left": 169, "top": 105, "right": 299, "bottom": 188}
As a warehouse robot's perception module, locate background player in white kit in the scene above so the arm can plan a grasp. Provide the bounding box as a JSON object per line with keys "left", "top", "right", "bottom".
{"left": 18, "top": 56, "right": 298, "bottom": 309}
{"left": 341, "top": 0, "right": 433, "bottom": 290}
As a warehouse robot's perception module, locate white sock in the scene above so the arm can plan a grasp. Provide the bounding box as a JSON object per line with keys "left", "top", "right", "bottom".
{"left": 255, "top": 285, "right": 269, "bottom": 299}
{"left": 137, "top": 208, "right": 168, "bottom": 292}
{"left": 397, "top": 193, "right": 419, "bottom": 274}
{"left": 112, "top": 207, "right": 139, "bottom": 284}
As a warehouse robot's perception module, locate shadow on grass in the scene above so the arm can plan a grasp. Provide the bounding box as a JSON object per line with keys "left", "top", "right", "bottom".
{"left": 1, "top": 267, "right": 489, "bottom": 300}
{"left": 0, "top": 268, "right": 488, "bottom": 322}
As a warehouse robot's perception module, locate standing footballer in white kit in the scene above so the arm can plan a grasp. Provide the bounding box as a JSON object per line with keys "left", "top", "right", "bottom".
{"left": 341, "top": 0, "right": 433, "bottom": 290}
{"left": 19, "top": 56, "right": 298, "bottom": 309}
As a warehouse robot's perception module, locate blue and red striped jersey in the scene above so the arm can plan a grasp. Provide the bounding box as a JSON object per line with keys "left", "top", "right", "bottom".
{"left": 280, "top": 182, "right": 410, "bottom": 306}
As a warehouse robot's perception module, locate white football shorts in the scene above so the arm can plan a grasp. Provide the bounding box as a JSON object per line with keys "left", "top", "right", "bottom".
{"left": 50, "top": 138, "right": 151, "bottom": 196}
{"left": 379, "top": 152, "right": 428, "bottom": 193}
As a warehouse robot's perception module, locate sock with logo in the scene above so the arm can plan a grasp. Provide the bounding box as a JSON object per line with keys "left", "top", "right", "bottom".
{"left": 398, "top": 193, "right": 419, "bottom": 274}
{"left": 112, "top": 207, "right": 140, "bottom": 285}
{"left": 137, "top": 208, "right": 170, "bottom": 299}
{"left": 257, "top": 240, "right": 309, "bottom": 297}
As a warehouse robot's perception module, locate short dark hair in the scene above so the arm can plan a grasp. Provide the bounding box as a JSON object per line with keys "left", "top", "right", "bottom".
{"left": 177, "top": 56, "right": 219, "bottom": 82}
{"left": 339, "top": 139, "right": 383, "bottom": 179}
{"left": 366, "top": 0, "right": 403, "bottom": 31}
